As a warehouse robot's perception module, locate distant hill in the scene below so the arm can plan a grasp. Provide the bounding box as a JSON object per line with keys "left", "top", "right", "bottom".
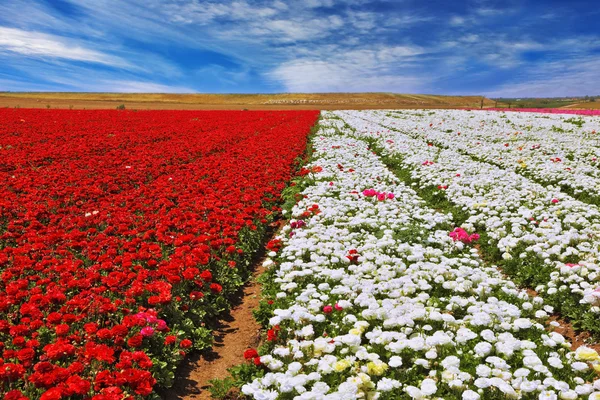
{"left": 491, "top": 96, "right": 598, "bottom": 109}
{"left": 0, "top": 92, "right": 496, "bottom": 110}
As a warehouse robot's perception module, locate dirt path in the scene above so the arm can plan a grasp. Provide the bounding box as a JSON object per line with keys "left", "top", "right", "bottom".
{"left": 161, "top": 262, "right": 264, "bottom": 400}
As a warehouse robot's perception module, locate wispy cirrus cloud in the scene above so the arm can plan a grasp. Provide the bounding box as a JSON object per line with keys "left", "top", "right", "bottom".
{"left": 485, "top": 54, "right": 600, "bottom": 97}
{"left": 0, "top": 0, "right": 598, "bottom": 96}
{"left": 0, "top": 27, "right": 129, "bottom": 67}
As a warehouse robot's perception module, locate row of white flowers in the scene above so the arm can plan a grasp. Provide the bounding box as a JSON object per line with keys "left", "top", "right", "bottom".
{"left": 371, "top": 110, "right": 600, "bottom": 203}
{"left": 241, "top": 113, "right": 600, "bottom": 400}
{"left": 336, "top": 110, "right": 600, "bottom": 328}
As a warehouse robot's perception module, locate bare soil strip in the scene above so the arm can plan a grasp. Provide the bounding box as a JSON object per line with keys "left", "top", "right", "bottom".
{"left": 161, "top": 220, "right": 287, "bottom": 400}
{"left": 161, "top": 264, "right": 264, "bottom": 400}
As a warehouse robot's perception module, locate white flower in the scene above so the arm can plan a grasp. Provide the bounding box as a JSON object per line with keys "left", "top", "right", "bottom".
{"left": 405, "top": 386, "right": 424, "bottom": 399}
{"left": 462, "top": 390, "right": 480, "bottom": 400}
{"left": 388, "top": 356, "right": 403, "bottom": 367}
{"left": 539, "top": 391, "right": 558, "bottom": 400}
{"left": 420, "top": 379, "right": 437, "bottom": 396}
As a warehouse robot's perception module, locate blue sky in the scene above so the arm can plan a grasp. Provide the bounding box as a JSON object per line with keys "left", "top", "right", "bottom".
{"left": 0, "top": 0, "right": 599, "bottom": 97}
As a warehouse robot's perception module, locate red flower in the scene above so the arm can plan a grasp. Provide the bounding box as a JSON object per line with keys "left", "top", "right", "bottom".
{"left": 4, "top": 390, "right": 29, "bottom": 400}
{"left": 243, "top": 348, "right": 259, "bottom": 360}
{"left": 0, "top": 108, "right": 319, "bottom": 396}
{"left": 65, "top": 375, "right": 91, "bottom": 395}
{"left": 323, "top": 305, "right": 333, "bottom": 314}
{"left": 55, "top": 324, "right": 69, "bottom": 337}
{"left": 127, "top": 334, "right": 143, "bottom": 349}
{"left": 0, "top": 363, "right": 26, "bottom": 381}
{"left": 164, "top": 335, "right": 177, "bottom": 346}
{"left": 40, "top": 387, "right": 63, "bottom": 400}
{"left": 190, "top": 291, "right": 204, "bottom": 300}
{"left": 267, "top": 325, "right": 280, "bottom": 342}
{"left": 200, "top": 270, "right": 213, "bottom": 282}
{"left": 182, "top": 268, "right": 199, "bottom": 281}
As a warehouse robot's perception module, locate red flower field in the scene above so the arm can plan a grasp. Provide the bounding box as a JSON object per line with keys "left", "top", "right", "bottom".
{"left": 0, "top": 109, "right": 318, "bottom": 399}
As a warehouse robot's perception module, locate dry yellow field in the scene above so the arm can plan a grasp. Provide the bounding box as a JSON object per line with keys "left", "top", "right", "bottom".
{"left": 562, "top": 102, "right": 600, "bottom": 110}
{"left": 0, "top": 92, "right": 497, "bottom": 110}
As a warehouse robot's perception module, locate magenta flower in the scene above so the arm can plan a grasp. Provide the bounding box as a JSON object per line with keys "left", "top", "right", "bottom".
{"left": 140, "top": 326, "right": 155, "bottom": 337}
{"left": 156, "top": 320, "right": 168, "bottom": 331}
{"left": 323, "top": 305, "right": 333, "bottom": 314}
{"left": 449, "top": 228, "right": 479, "bottom": 244}
{"left": 362, "top": 188, "right": 377, "bottom": 197}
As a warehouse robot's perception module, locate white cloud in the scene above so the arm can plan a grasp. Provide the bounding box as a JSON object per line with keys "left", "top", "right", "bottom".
{"left": 0, "top": 26, "right": 130, "bottom": 67}
{"left": 268, "top": 45, "right": 428, "bottom": 92}
{"left": 304, "top": 0, "right": 335, "bottom": 8}
{"left": 97, "top": 80, "right": 195, "bottom": 93}
{"left": 485, "top": 55, "right": 600, "bottom": 97}
{"left": 449, "top": 15, "right": 466, "bottom": 26}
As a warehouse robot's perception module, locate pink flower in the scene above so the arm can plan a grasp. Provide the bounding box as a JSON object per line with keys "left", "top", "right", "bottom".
{"left": 140, "top": 326, "right": 155, "bottom": 337}
{"left": 469, "top": 233, "right": 480, "bottom": 242}
{"left": 377, "top": 193, "right": 386, "bottom": 201}
{"left": 156, "top": 320, "right": 168, "bottom": 331}
{"left": 551, "top": 198, "right": 559, "bottom": 203}
{"left": 387, "top": 193, "right": 395, "bottom": 199}
{"left": 449, "top": 228, "right": 479, "bottom": 244}
{"left": 323, "top": 305, "right": 333, "bottom": 314}
{"left": 334, "top": 303, "right": 343, "bottom": 311}
{"left": 362, "top": 188, "right": 377, "bottom": 197}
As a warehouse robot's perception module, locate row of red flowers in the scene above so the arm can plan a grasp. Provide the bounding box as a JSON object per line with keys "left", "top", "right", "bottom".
{"left": 0, "top": 109, "right": 319, "bottom": 399}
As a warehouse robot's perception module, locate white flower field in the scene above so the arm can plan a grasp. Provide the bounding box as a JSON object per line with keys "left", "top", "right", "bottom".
{"left": 240, "top": 110, "right": 600, "bottom": 400}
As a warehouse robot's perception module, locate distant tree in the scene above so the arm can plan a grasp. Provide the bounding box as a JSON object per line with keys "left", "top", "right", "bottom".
{"left": 116, "top": 104, "right": 126, "bottom": 110}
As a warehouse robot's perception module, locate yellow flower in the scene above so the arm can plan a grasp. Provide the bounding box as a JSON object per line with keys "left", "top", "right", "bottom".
{"left": 593, "top": 363, "right": 600, "bottom": 374}
{"left": 333, "top": 359, "right": 352, "bottom": 372}
{"left": 349, "top": 328, "right": 362, "bottom": 336}
{"left": 366, "top": 360, "right": 389, "bottom": 376}
{"left": 575, "top": 347, "right": 600, "bottom": 362}
{"left": 358, "top": 372, "right": 372, "bottom": 384}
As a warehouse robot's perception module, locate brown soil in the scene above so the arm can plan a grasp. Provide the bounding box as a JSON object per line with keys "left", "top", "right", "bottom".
{"left": 161, "top": 263, "right": 264, "bottom": 400}
{"left": 0, "top": 92, "right": 496, "bottom": 110}
{"left": 471, "top": 248, "right": 600, "bottom": 352}
{"left": 161, "top": 219, "right": 287, "bottom": 400}
{"left": 549, "top": 316, "right": 600, "bottom": 353}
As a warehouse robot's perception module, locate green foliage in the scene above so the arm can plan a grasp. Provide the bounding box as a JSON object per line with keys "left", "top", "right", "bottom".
{"left": 364, "top": 135, "right": 600, "bottom": 340}
{"left": 563, "top": 117, "right": 585, "bottom": 127}
{"left": 116, "top": 104, "right": 126, "bottom": 110}
{"left": 209, "top": 363, "right": 265, "bottom": 399}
